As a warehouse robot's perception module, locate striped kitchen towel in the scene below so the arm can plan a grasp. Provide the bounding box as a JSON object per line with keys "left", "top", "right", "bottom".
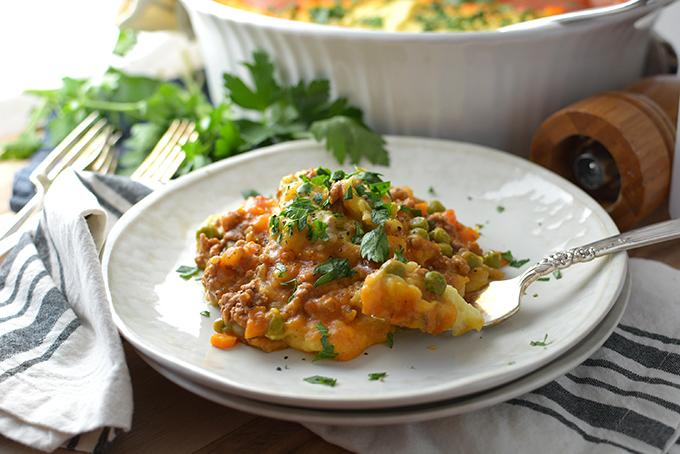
{"left": 0, "top": 169, "right": 153, "bottom": 453}
{"left": 306, "top": 258, "right": 680, "bottom": 454}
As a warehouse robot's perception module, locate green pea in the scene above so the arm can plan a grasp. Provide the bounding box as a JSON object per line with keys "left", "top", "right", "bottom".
{"left": 196, "top": 224, "right": 221, "bottom": 240}
{"left": 411, "top": 228, "right": 430, "bottom": 240}
{"left": 462, "top": 251, "right": 484, "bottom": 268}
{"left": 384, "top": 260, "right": 407, "bottom": 278}
{"left": 266, "top": 315, "right": 285, "bottom": 339}
{"left": 438, "top": 243, "right": 454, "bottom": 258}
{"left": 408, "top": 216, "right": 429, "bottom": 231}
{"left": 213, "top": 318, "right": 232, "bottom": 333}
{"left": 430, "top": 227, "right": 451, "bottom": 244}
{"left": 424, "top": 271, "right": 447, "bottom": 295}
{"left": 427, "top": 200, "right": 446, "bottom": 214}
{"left": 483, "top": 251, "right": 502, "bottom": 269}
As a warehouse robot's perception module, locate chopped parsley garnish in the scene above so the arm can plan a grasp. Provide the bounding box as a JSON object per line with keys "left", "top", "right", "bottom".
{"left": 282, "top": 278, "right": 298, "bottom": 303}
{"left": 314, "top": 258, "right": 357, "bottom": 287}
{"left": 360, "top": 225, "right": 389, "bottom": 263}
{"left": 502, "top": 251, "right": 530, "bottom": 268}
{"left": 360, "top": 17, "right": 384, "bottom": 27}
{"left": 553, "top": 270, "right": 563, "bottom": 279}
{"left": 304, "top": 375, "right": 337, "bottom": 386}
{"left": 275, "top": 263, "right": 287, "bottom": 278}
{"left": 368, "top": 372, "right": 387, "bottom": 381}
{"left": 351, "top": 222, "right": 365, "bottom": 244}
{"left": 387, "top": 332, "right": 394, "bottom": 348}
{"left": 510, "top": 258, "right": 530, "bottom": 268}
{"left": 200, "top": 310, "right": 210, "bottom": 317}
{"left": 176, "top": 265, "right": 200, "bottom": 279}
{"left": 497, "top": 206, "right": 505, "bottom": 213}
{"left": 241, "top": 189, "right": 260, "bottom": 199}
{"left": 312, "top": 322, "right": 339, "bottom": 362}
{"left": 394, "top": 247, "right": 407, "bottom": 263}
{"left": 530, "top": 334, "right": 549, "bottom": 347}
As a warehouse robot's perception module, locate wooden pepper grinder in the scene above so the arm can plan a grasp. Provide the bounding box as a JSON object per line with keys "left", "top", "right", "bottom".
{"left": 530, "top": 75, "right": 680, "bottom": 231}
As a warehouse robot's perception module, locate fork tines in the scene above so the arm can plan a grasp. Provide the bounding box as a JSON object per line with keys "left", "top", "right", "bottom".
{"left": 131, "top": 119, "right": 197, "bottom": 182}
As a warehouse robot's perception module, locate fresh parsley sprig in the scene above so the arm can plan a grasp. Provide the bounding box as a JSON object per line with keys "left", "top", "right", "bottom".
{"left": 2, "top": 44, "right": 389, "bottom": 178}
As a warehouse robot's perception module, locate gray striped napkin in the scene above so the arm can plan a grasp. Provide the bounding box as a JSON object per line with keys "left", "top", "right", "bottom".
{"left": 0, "top": 169, "right": 153, "bottom": 453}
{"left": 306, "top": 258, "right": 680, "bottom": 454}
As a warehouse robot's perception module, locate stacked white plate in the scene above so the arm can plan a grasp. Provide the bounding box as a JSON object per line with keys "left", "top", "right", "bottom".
{"left": 102, "top": 137, "right": 630, "bottom": 425}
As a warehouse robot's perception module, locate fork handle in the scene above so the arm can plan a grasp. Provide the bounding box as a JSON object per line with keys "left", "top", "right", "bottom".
{"left": 520, "top": 218, "right": 680, "bottom": 290}
{"left": 0, "top": 194, "right": 41, "bottom": 241}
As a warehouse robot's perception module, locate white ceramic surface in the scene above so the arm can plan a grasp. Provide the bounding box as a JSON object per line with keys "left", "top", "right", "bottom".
{"left": 103, "top": 136, "right": 627, "bottom": 410}
{"left": 136, "top": 272, "right": 630, "bottom": 425}
{"left": 178, "top": 0, "right": 672, "bottom": 158}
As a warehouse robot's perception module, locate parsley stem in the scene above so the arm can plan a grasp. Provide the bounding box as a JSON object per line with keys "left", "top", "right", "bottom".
{"left": 81, "top": 99, "right": 147, "bottom": 114}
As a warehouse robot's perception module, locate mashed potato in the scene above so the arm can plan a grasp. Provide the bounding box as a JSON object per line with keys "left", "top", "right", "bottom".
{"left": 195, "top": 167, "right": 505, "bottom": 361}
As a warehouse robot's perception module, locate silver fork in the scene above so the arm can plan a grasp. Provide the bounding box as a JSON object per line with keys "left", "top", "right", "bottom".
{"left": 131, "top": 119, "right": 197, "bottom": 182}
{"left": 0, "top": 112, "right": 115, "bottom": 242}
{"left": 469, "top": 218, "right": 680, "bottom": 327}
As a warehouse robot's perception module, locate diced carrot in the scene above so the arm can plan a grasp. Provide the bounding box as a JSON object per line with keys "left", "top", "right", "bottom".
{"left": 543, "top": 5, "right": 566, "bottom": 16}
{"left": 457, "top": 223, "right": 480, "bottom": 243}
{"left": 414, "top": 202, "right": 427, "bottom": 215}
{"left": 443, "top": 209, "right": 457, "bottom": 225}
{"left": 210, "top": 333, "right": 238, "bottom": 349}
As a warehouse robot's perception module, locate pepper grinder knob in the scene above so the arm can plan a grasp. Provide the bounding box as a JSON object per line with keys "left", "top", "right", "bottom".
{"left": 530, "top": 75, "right": 680, "bottom": 230}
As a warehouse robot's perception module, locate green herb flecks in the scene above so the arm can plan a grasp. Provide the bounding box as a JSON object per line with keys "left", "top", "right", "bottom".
{"left": 314, "top": 258, "right": 357, "bottom": 287}
{"left": 176, "top": 265, "right": 200, "bottom": 279}
{"left": 282, "top": 278, "right": 299, "bottom": 303}
{"left": 200, "top": 310, "right": 211, "bottom": 317}
{"left": 368, "top": 372, "right": 387, "bottom": 381}
{"left": 502, "top": 251, "right": 530, "bottom": 268}
{"left": 241, "top": 189, "right": 261, "bottom": 199}
{"left": 303, "top": 375, "right": 337, "bottom": 386}
{"left": 530, "top": 334, "right": 549, "bottom": 347}
{"left": 312, "top": 322, "right": 339, "bottom": 362}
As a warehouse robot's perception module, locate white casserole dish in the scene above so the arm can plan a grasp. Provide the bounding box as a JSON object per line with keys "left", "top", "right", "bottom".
{"left": 179, "top": 0, "right": 675, "bottom": 157}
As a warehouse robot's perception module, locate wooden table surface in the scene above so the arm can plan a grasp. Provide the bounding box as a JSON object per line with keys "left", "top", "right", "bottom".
{"left": 1, "top": 159, "right": 679, "bottom": 454}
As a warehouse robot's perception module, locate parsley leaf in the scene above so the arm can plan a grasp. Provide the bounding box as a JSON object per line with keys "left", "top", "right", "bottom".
{"left": 275, "top": 263, "right": 287, "bottom": 278}
{"left": 368, "top": 372, "right": 387, "bottom": 381}
{"left": 310, "top": 116, "right": 389, "bottom": 166}
{"left": 241, "top": 189, "right": 261, "bottom": 199}
{"left": 304, "top": 375, "right": 337, "bottom": 386}
{"left": 530, "top": 334, "right": 549, "bottom": 347}
{"left": 394, "top": 247, "right": 407, "bottom": 263}
{"left": 314, "top": 258, "right": 357, "bottom": 287}
{"left": 313, "top": 322, "right": 339, "bottom": 361}
{"left": 176, "top": 265, "right": 200, "bottom": 279}
{"left": 360, "top": 226, "right": 390, "bottom": 263}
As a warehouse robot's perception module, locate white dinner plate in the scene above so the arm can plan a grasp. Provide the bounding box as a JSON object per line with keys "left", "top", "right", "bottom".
{"left": 103, "top": 136, "right": 627, "bottom": 410}
{"left": 136, "top": 271, "right": 630, "bottom": 425}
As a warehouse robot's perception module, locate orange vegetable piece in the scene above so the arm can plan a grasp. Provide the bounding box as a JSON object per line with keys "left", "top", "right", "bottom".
{"left": 457, "top": 223, "right": 480, "bottom": 243}
{"left": 210, "top": 333, "right": 238, "bottom": 349}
